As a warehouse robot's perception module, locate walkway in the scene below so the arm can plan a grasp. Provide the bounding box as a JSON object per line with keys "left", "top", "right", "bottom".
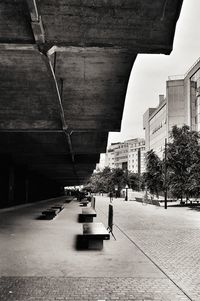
{"left": 0, "top": 194, "right": 200, "bottom": 300}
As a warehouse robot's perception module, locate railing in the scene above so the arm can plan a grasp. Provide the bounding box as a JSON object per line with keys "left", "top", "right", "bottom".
{"left": 185, "top": 56, "right": 200, "bottom": 77}
{"left": 168, "top": 57, "right": 200, "bottom": 81}
{"left": 168, "top": 74, "right": 184, "bottom": 81}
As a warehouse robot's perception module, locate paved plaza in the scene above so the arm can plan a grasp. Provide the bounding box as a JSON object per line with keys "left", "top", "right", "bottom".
{"left": 0, "top": 195, "right": 200, "bottom": 300}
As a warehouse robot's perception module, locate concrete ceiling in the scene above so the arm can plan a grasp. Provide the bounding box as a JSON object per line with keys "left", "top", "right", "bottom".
{"left": 0, "top": 0, "right": 183, "bottom": 186}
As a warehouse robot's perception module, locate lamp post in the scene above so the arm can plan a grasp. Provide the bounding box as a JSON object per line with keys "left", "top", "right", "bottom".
{"left": 125, "top": 184, "right": 129, "bottom": 201}
{"left": 115, "top": 185, "right": 118, "bottom": 198}
{"left": 164, "top": 138, "right": 168, "bottom": 209}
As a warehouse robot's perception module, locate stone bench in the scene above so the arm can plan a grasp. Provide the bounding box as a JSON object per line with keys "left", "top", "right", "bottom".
{"left": 79, "top": 198, "right": 89, "bottom": 207}
{"left": 64, "top": 198, "right": 73, "bottom": 203}
{"left": 41, "top": 208, "right": 60, "bottom": 219}
{"left": 81, "top": 222, "right": 110, "bottom": 250}
{"left": 51, "top": 204, "right": 64, "bottom": 212}
{"left": 79, "top": 207, "right": 97, "bottom": 222}
{"left": 135, "top": 197, "right": 143, "bottom": 203}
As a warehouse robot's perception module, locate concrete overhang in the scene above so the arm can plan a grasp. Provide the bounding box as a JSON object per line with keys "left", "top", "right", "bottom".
{"left": 0, "top": 0, "right": 184, "bottom": 187}
{"left": 48, "top": 46, "right": 136, "bottom": 131}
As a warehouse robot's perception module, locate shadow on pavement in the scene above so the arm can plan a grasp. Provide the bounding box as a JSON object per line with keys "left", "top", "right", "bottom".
{"left": 168, "top": 203, "right": 200, "bottom": 208}
{"left": 188, "top": 206, "right": 200, "bottom": 212}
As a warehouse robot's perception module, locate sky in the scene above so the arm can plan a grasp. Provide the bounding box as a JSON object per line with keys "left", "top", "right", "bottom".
{"left": 108, "top": 0, "right": 200, "bottom": 146}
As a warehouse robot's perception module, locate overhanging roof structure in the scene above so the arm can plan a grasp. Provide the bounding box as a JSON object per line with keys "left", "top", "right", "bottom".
{"left": 0, "top": 0, "right": 183, "bottom": 187}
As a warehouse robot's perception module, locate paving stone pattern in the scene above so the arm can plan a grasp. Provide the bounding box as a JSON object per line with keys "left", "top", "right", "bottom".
{"left": 1, "top": 196, "right": 198, "bottom": 301}
{"left": 0, "top": 277, "right": 189, "bottom": 301}
{"left": 98, "top": 198, "right": 200, "bottom": 301}
{"left": 128, "top": 229, "right": 200, "bottom": 301}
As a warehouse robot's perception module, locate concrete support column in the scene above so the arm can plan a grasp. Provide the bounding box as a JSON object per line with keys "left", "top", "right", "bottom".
{"left": 8, "top": 166, "right": 15, "bottom": 204}
{"left": 25, "top": 177, "right": 29, "bottom": 203}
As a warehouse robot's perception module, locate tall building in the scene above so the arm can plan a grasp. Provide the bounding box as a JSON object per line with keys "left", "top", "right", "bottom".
{"left": 106, "top": 138, "right": 145, "bottom": 174}
{"left": 95, "top": 153, "right": 106, "bottom": 171}
{"left": 185, "top": 58, "right": 200, "bottom": 131}
{"left": 114, "top": 142, "right": 129, "bottom": 170}
{"left": 127, "top": 139, "right": 146, "bottom": 174}
{"left": 143, "top": 57, "right": 200, "bottom": 157}
{"left": 143, "top": 95, "right": 167, "bottom": 157}
{"left": 105, "top": 142, "right": 121, "bottom": 169}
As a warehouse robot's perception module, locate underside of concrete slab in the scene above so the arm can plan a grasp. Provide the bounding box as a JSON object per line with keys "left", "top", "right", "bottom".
{"left": 0, "top": 0, "right": 183, "bottom": 206}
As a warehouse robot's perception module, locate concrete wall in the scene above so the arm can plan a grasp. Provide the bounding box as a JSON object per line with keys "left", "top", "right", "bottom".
{"left": 184, "top": 59, "right": 200, "bottom": 129}
{"left": 143, "top": 108, "right": 156, "bottom": 152}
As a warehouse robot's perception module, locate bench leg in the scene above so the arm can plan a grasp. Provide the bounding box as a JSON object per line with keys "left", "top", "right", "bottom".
{"left": 88, "top": 239, "right": 103, "bottom": 250}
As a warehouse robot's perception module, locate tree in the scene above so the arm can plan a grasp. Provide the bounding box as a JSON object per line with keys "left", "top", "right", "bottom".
{"left": 144, "top": 149, "right": 163, "bottom": 198}
{"left": 166, "top": 125, "right": 200, "bottom": 201}
{"left": 188, "top": 157, "right": 200, "bottom": 199}
{"left": 100, "top": 167, "right": 113, "bottom": 192}
{"left": 85, "top": 167, "right": 139, "bottom": 195}
{"left": 128, "top": 172, "right": 141, "bottom": 191}
{"left": 86, "top": 167, "right": 144, "bottom": 196}
{"left": 110, "top": 168, "right": 127, "bottom": 196}
{"left": 84, "top": 167, "right": 112, "bottom": 193}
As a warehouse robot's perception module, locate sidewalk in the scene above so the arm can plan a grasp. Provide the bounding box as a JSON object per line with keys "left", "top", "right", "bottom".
{"left": 0, "top": 194, "right": 199, "bottom": 300}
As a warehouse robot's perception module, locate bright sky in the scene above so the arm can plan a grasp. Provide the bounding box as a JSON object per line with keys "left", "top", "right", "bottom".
{"left": 108, "top": 0, "right": 200, "bottom": 145}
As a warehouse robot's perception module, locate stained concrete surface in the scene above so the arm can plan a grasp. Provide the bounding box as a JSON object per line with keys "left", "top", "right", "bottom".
{"left": 0, "top": 1, "right": 183, "bottom": 188}
{"left": 1, "top": 194, "right": 198, "bottom": 300}
{"left": 0, "top": 196, "right": 163, "bottom": 278}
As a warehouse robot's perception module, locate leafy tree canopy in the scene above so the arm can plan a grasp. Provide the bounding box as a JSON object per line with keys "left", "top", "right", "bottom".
{"left": 144, "top": 149, "right": 163, "bottom": 197}
{"left": 166, "top": 125, "right": 200, "bottom": 200}
{"left": 143, "top": 125, "right": 200, "bottom": 201}
{"left": 85, "top": 167, "right": 141, "bottom": 194}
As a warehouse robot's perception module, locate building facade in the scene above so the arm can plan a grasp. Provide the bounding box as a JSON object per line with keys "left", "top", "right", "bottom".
{"left": 143, "top": 57, "right": 200, "bottom": 157}
{"left": 105, "top": 142, "right": 121, "bottom": 169}
{"left": 105, "top": 138, "right": 146, "bottom": 174}
{"left": 143, "top": 95, "right": 168, "bottom": 157}
{"left": 114, "top": 142, "right": 129, "bottom": 170}
{"left": 95, "top": 153, "right": 107, "bottom": 171}
{"left": 185, "top": 58, "right": 200, "bottom": 132}
{"left": 127, "top": 139, "right": 146, "bottom": 174}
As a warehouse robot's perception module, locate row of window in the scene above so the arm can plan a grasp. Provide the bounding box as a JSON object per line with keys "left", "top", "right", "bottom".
{"left": 129, "top": 142, "right": 145, "bottom": 147}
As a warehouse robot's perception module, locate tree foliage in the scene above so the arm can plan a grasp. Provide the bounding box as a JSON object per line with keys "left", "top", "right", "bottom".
{"left": 166, "top": 125, "right": 200, "bottom": 200}
{"left": 128, "top": 173, "right": 141, "bottom": 191}
{"left": 85, "top": 167, "right": 141, "bottom": 194}
{"left": 143, "top": 125, "right": 200, "bottom": 201}
{"left": 84, "top": 167, "right": 112, "bottom": 193}
{"left": 87, "top": 125, "right": 200, "bottom": 201}
{"left": 143, "top": 149, "right": 163, "bottom": 197}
